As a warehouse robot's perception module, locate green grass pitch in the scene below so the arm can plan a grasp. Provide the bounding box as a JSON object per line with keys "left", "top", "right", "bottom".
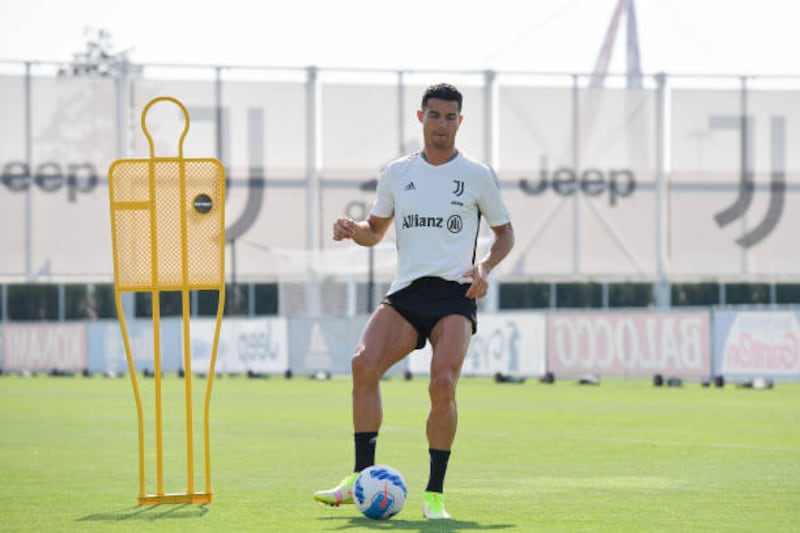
{"left": 0, "top": 373, "right": 798, "bottom": 532}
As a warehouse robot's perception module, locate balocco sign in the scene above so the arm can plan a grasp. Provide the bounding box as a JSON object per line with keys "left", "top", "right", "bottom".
{"left": 547, "top": 311, "right": 710, "bottom": 377}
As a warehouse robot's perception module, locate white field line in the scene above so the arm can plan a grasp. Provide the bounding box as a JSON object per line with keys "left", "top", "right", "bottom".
{"left": 566, "top": 435, "right": 800, "bottom": 453}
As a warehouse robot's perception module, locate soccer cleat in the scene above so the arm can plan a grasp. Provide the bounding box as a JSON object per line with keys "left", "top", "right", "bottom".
{"left": 422, "top": 491, "right": 451, "bottom": 519}
{"left": 313, "top": 472, "right": 359, "bottom": 506}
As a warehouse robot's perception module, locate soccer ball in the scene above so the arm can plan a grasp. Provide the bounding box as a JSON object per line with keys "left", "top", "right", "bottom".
{"left": 354, "top": 465, "right": 408, "bottom": 520}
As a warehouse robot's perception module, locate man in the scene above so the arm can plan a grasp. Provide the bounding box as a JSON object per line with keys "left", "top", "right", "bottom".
{"left": 314, "top": 83, "right": 514, "bottom": 519}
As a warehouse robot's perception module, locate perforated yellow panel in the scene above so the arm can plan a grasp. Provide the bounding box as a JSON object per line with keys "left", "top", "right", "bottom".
{"left": 108, "top": 158, "right": 225, "bottom": 290}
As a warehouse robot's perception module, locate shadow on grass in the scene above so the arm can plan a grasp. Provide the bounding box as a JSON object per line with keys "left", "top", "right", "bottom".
{"left": 76, "top": 503, "right": 209, "bottom": 522}
{"left": 319, "top": 515, "right": 514, "bottom": 532}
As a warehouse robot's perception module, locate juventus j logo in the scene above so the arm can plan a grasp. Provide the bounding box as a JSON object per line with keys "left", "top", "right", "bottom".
{"left": 712, "top": 115, "right": 786, "bottom": 248}
{"left": 188, "top": 105, "right": 265, "bottom": 242}
{"left": 452, "top": 180, "right": 464, "bottom": 197}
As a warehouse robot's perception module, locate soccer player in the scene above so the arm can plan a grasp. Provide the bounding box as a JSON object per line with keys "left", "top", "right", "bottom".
{"left": 314, "top": 83, "right": 514, "bottom": 519}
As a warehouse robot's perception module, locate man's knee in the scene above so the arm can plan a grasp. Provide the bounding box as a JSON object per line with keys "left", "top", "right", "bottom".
{"left": 428, "top": 373, "right": 457, "bottom": 403}
{"left": 351, "top": 348, "right": 381, "bottom": 383}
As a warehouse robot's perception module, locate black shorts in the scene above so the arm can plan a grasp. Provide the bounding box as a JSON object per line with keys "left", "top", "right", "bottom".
{"left": 381, "top": 276, "right": 477, "bottom": 350}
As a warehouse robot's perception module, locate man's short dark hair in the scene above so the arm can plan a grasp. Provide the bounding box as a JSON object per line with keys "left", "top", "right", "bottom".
{"left": 421, "top": 83, "right": 462, "bottom": 112}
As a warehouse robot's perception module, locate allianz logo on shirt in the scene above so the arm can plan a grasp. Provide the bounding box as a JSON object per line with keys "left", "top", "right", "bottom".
{"left": 402, "top": 214, "right": 443, "bottom": 229}
{"left": 401, "top": 213, "right": 464, "bottom": 234}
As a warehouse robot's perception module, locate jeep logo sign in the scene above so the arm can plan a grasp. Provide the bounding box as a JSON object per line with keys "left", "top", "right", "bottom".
{"left": 517, "top": 157, "right": 635, "bottom": 206}
{"left": 2, "top": 160, "right": 99, "bottom": 202}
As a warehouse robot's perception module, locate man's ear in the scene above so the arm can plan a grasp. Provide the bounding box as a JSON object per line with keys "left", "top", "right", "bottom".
{"left": 417, "top": 109, "right": 424, "bottom": 123}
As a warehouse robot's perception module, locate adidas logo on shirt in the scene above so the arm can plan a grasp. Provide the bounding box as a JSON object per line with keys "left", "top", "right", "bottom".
{"left": 404, "top": 182, "right": 416, "bottom": 191}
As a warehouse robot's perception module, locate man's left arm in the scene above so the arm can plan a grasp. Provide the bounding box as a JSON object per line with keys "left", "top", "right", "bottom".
{"left": 464, "top": 222, "right": 515, "bottom": 299}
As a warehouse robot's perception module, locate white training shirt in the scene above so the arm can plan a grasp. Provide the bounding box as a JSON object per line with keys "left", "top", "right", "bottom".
{"left": 370, "top": 151, "right": 511, "bottom": 295}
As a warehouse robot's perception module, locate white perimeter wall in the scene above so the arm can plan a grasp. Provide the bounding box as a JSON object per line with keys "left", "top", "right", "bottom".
{"left": 2, "top": 309, "right": 799, "bottom": 382}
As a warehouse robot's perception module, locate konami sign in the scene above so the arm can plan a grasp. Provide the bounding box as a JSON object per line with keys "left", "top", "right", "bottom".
{"left": 1, "top": 323, "right": 87, "bottom": 372}
{"left": 547, "top": 311, "right": 710, "bottom": 377}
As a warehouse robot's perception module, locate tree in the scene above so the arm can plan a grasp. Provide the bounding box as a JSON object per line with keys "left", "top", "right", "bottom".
{"left": 58, "top": 27, "right": 135, "bottom": 78}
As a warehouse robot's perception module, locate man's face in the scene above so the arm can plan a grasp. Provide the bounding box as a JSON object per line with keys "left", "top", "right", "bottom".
{"left": 418, "top": 98, "right": 462, "bottom": 151}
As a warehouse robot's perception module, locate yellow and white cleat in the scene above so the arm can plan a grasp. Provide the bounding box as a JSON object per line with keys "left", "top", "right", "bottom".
{"left": 313, "top": 472, "right": 358, "bottom": 506}
{"left": 422, "top": 491, "right": 451, "bottom": 519}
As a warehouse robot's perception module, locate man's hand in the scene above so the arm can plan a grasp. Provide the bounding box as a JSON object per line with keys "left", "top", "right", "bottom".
{"left": 333, "top": 217, "right": 358, "bottom": 241}
{"left": 464, "top": 262, "right": 490, "bottom": 299}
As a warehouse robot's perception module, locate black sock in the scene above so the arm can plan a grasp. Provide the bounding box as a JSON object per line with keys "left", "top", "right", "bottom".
{"left": 354, "top": 432, "right": 378, "bottom": 472}
{"left": 425, "top": 448, "right": 451, "bottom": 493}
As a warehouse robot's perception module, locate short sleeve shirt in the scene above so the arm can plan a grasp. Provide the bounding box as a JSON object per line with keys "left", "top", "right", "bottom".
{"left": 370, "top": 151, "right": 511, "bottom": 295}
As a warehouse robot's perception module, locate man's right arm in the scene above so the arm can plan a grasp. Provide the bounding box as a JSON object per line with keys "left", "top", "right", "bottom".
{"left": 333, "top": 215, "right": 392, "bottom": 246}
